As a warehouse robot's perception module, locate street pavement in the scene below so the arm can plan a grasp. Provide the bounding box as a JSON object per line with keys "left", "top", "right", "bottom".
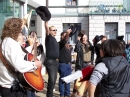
{"left": 36, "top": 65, "right": 75, "bottom": 97}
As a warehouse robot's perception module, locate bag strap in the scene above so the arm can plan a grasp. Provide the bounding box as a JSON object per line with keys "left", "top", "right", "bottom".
{"left": 21, "top": 46, "right": 29, "bottom": 53}
{"left": 0, "top": 41, "right": 16, "bottom": 75}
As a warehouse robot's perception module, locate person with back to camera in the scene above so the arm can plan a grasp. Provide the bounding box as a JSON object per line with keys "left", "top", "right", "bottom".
{"left": 0, "top": 18, "right": 41, "bottom": 97}
{"left": 88, "top": 39, "right": 130, "bottom": 97}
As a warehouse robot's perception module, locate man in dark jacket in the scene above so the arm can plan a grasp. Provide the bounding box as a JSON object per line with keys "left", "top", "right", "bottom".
{"left": 74, "top": 30, "right": 94, "bottom": 71}
{"left": 72, "top": 30, "right": 94, "bottom": 96}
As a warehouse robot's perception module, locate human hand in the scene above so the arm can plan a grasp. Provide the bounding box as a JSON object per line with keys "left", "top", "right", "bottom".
{"left": 128, "top": 40, "right": 130, "bottom": 44}
{"left": 27, "top": 35, "right": 35, "bottom": 46}
{"left": 66, "top": 29, "right": 72, "bottom": 34}
{"left": 36, "top": 39, "right": 40, "bottom": 46}
{"left": 34, "top": 60, "right": 42, "bottom": 68}
{"left": 77, "top": 36, "right": 81, "bottom": 41}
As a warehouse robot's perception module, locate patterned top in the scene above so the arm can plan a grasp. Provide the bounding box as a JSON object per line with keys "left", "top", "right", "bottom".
{"left": 125, "top": 46, "right": 130, "bottom": 64}
{"left": 89, "top": 62, "right": 108, "bottom": 86}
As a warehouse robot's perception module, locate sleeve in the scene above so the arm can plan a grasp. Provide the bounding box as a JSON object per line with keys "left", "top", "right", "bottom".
{"left": 5, "top": 42, "right": 37, "bottom": 73}
{"left": 46, "top": 34, "right": 51, "bottom": 40}
{"left": 89, "top": 62, "right": 108, "bottom": 86}
{"left": 88, "top": 41, "right": 94, "bottom": 64}
{"left": 74, "top": 41, "right": 81, "bottom": 52}
{"left": 59, "top": 38, "right": 67, "bottom": 50}
{"left": 91, "top": 46, "right": 94, "bottom": 64}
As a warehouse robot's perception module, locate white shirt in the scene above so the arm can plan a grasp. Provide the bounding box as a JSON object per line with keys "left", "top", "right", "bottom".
{"left": 26, "top": 46, "right": 41, "bottom": 60}
{"left": 26, "top": 46, "right": 33, "bottom": 53}
{"left": 0, "top": 37, "right": 36, "bottom": 88}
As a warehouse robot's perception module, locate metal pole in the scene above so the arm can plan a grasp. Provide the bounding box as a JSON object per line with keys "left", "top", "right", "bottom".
{"left": 46, "top": 0, "right": 48, "bottom": 7}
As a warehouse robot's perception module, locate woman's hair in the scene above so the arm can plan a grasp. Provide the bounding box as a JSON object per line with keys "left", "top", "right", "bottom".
{"left": 60, "top": 31, "right": 66, "bottom": 36}
{"left": 29, "top": 31, "right": 37, "bottom": 35}
{"left": 1, "top": 18, "right": 23, "bottom": 40}
{"left": 100, "top": 39, "right": 125, "bottom": 57}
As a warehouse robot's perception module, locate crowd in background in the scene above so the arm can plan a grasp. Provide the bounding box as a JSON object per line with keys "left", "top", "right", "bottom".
{"left": 1, "top": 5, "right": 130, "bottom": 97}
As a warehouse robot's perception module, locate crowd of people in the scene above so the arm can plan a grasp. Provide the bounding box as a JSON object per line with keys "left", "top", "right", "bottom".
{"left": 1, "top": 6, "right": 130, "bottom": 97}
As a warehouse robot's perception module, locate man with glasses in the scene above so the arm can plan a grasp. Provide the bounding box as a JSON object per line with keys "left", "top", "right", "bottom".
{"left": 44, "top": 21, "right": 59, "bottom": 97}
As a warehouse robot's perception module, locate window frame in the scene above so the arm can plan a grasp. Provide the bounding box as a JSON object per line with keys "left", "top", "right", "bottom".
{"left": 63, "top": 23, "right": 81, "bottom": 45}
{"left": 66, "top": 0, "right": 78, "bottom": 6}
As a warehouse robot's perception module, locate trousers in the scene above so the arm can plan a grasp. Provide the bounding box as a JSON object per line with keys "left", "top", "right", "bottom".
{"left": 27, "top": 90, "right": 36, "bottom": 97}
{"left": 44, "top": 58, "right": 59, "bottom": 97}
{"left": 0, "top": 86, "right": 27, "bottom": 97}
{"left": 58, "top": 63, "right": 72, "bottom": 96}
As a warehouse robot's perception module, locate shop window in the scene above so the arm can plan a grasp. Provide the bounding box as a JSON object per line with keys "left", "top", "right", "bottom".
{"left": 66, "top": 0, "right": 77, "bottom": 6}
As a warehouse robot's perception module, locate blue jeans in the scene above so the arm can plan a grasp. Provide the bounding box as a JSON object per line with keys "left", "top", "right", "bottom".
{"left": 27, "top": 90, "right": 35, "bottom": 97}
{"left": 0, "top": 86, "right": 27, "bottom": 97}
{"left": 58, "top": 63, "right": 72, "bottom": 96}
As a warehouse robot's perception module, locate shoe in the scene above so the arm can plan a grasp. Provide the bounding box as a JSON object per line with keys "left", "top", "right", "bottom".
{"left": 65, "top": 95, "right": 71, "bottom": 97}
{"left": 71, "top": 93, "right": 76, "bottom": 97}
{"left": 73, "top": 94, "right": 82, "bottom": 97}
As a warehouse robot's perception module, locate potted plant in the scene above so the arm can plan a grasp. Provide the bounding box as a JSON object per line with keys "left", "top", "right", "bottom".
{"left": 117, "top": 5, "right": 123, "bottom": 13}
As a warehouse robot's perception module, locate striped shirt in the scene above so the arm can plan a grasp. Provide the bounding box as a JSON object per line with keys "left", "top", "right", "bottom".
{"left": 89, "top": 62, "right": 108, "bottom": 86}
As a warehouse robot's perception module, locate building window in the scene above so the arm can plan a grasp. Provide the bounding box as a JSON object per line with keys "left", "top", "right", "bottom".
{"left": 0, "top": 0, "right": 14, "bottom": 35}
{"left": 105, "top": 23, "right": 118, "bottom": 39}
{"left": 125, "top": 23, "right": 130, "bottom": 43}
{"left": 66, "top": 0, "right": 77, "bottom": 6}
{"left": 31, "top": 20, "right": 35, "bottom": 27}
{"left": 14, "top": 1, "right": 20, "bottom": 18}
{"left": 66, "top": 0, "right": 78, "bottom": 13}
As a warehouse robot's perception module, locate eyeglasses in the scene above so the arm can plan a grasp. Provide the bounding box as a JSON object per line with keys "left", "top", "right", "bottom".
{"left": 51, "top": 29, "right": 57, "bottom": 31}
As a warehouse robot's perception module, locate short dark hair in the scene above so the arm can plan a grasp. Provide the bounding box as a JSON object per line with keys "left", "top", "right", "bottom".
{"left": 29, "top": 31, "right": 37, "bottom": 35}
{"left": 78, "top": 30, "right": 86, "bottom": 37}
{"left": 60, "top": 32, "right": 66, "bottom": 36}
{"left": 100, "top": 39, "right": 125, "bottom": 57}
